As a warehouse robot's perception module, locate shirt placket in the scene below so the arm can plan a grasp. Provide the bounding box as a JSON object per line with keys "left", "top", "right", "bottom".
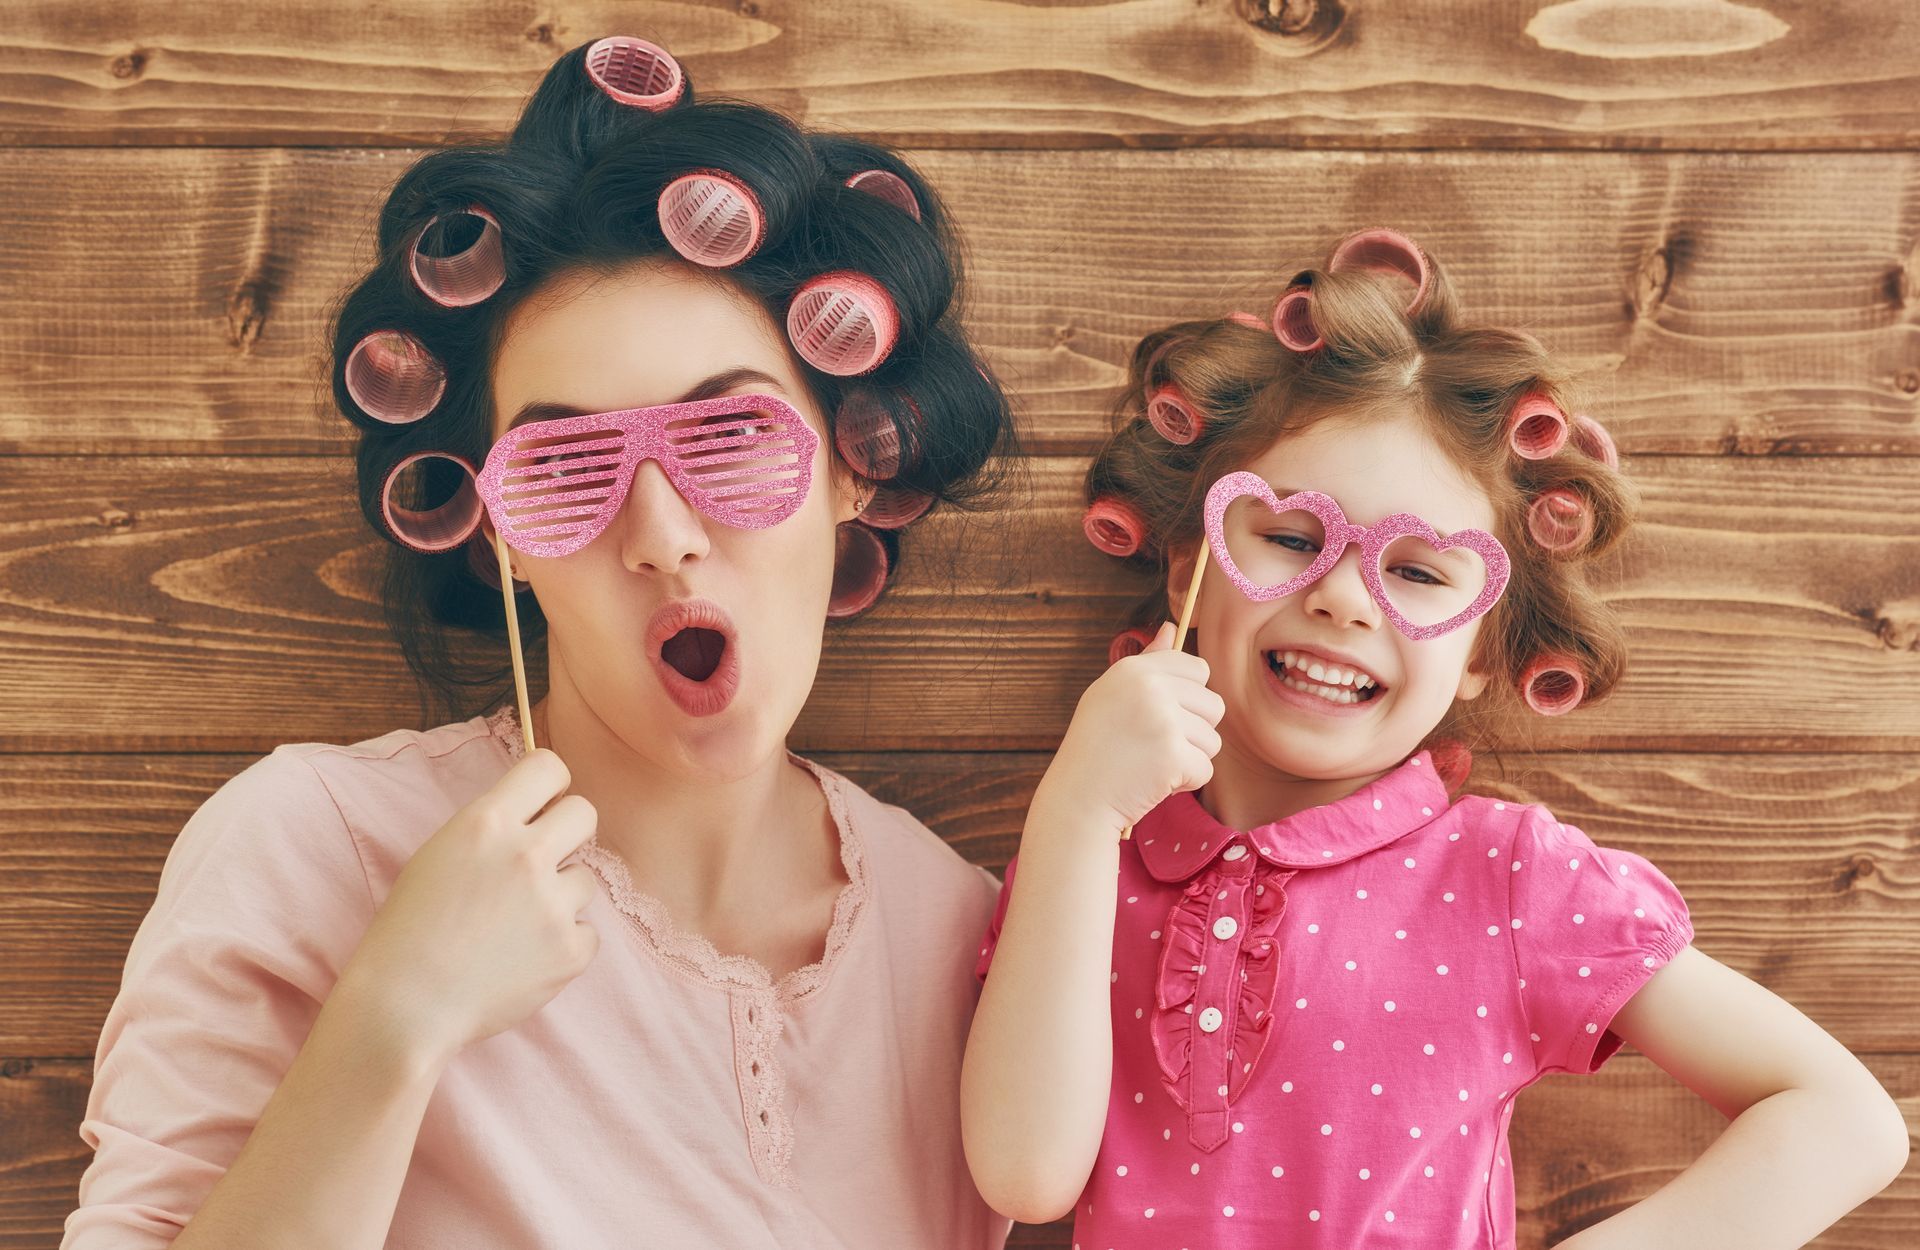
{"left": 1187, "top": 842, "right": 1255, "bottom": 1151}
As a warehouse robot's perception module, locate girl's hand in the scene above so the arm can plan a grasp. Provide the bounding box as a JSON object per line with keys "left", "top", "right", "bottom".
{"left": 338, "top": 747, "right": 602, "bottom": 1068}
{"left": 1035, "top": 621, "right": 1225, "bottom": 841}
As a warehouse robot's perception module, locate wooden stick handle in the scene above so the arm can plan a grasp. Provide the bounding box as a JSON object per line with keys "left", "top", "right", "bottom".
{"left": 494, "top": 530, "right": 537, "bottom": 756}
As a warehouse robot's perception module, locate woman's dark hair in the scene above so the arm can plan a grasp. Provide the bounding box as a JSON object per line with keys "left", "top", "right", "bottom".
{"left": 1084, "top": 234, "right": 1639, "bottom": 762}
{"left": 326, "top": 38, "right": 1018, "bottom": 725}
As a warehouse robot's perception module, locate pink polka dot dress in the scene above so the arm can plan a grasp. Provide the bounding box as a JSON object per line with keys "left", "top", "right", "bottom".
{"left": 975, "top": 749, "right": 1693, "bottom": 1246}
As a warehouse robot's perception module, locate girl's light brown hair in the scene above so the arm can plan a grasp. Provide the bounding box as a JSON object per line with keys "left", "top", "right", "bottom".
{"left": 1085, "top": 234, "right": 1638, "bottom": 758}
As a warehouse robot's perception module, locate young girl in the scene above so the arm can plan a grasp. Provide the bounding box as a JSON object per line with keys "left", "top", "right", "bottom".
{"left": 66, "top": 34, "right": 1016, "bottom": 1249}
{"left": 961, "top": 230, "right": 1907, "bottom": 1247}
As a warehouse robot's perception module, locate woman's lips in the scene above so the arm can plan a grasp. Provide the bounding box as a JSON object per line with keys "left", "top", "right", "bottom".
{"left": 645, "top": 598, "right": 740, "bottom": 718}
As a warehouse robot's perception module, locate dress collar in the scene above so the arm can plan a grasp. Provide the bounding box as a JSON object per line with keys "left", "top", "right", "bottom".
{"left": 1133, "top": 750, "right": 1450, "bottom": 882}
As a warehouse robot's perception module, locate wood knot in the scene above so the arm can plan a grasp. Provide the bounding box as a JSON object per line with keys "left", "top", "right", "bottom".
{"left": 226, "top": 281, "right": 270, "bottom": 353}
{"left": 1834, "top": 853, "right": 1877, "bottom": 892}
{"left": 99, "top": 507, "right": 134, "bottom": 529}
{"left": 1897, "top": 368, "right": 1920, "bottom": 395}
{"left": 524, "top": 22, "right": 556, "bottom": 45}
{"left": 0, "top": 1058, "right": 32, "bottom": 1079}
{"left": 1629, "top": 244, "right": 1673, "bottom": 319}
{"left": 1233, "top": 0, "right": 1347, "bottom": 49}
{"left": 109, "top": 49, "right": 148, "bottom": 80}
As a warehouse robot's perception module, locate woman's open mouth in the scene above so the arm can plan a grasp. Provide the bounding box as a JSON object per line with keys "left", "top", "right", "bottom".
{"left": 646, "top": 599, "right": 741, "bottom": 718}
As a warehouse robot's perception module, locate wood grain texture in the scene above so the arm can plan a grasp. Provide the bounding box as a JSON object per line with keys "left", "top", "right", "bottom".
{"left": 2, "top": 147, "right": 1918, "bottom": 457}
{"left": 0, "top": 454, "right": 1913, "bottom": 755}
{"left": 2, "top": 751, "right": 1915, "bottom": 1056}
{"left": 4, "top": 1051, "right": 1914, "bottom": 1249}
{"left": 0, "top": 0, "right": 1917, "bottom": 150}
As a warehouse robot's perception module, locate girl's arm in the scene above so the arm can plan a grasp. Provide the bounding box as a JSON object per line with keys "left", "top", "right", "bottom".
{"left": 1556, "top": 945, "right": 1909, "bottom": 1250}
{"left": 960, "top": 623, "right": 1224, "bottom": 1223}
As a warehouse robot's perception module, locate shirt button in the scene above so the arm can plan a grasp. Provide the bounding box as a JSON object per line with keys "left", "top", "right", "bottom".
{"left": 1213, "top": 916, "right": 1239, "bottom": 941}
{"left": 1198, "top": 1006, "right": 1223, "bottom": 1033}
{"left": 1222, "top": 845, "right": 1248, "bottom": 861}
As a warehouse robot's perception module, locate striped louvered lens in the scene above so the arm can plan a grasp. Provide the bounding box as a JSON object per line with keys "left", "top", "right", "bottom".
{"left": 494, "top": 426, "right": 628, "bottom": 547}
{"left": 662, "top": 405, "right": 810, "bottom": 525}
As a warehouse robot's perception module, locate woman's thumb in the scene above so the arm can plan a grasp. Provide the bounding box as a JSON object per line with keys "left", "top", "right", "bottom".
{"left": 1140, "top": 621, "right": 1176, "bottom": 653}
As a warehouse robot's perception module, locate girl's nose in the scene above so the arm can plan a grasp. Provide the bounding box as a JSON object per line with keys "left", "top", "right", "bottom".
{"left": 1300, "top": 546, "right": 1382, "bottom": 630}
{"left": 615, "top": 458, "right": 710, "bottom": 575}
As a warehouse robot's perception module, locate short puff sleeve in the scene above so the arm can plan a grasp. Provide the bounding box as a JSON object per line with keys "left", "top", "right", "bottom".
{"left": 1507, "top": 805, "right": 1693, "bottom": 1076}
{"left": 972, "top": 855, "right": 1017, "bottom": 983}
{"left": 63, "top": 747, "right": 376, "bottom": 1249}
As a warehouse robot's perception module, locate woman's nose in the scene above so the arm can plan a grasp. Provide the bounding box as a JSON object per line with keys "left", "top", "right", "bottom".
{"left": 615, "top": 458, "right": 710, "bottom": 574}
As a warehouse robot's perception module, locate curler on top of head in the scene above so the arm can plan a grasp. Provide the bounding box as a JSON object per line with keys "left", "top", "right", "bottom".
{"left": 1520, "top": 652, "right": 1587, "bottom": 716}
{"left": 1271, "top": 227, "right": 1433, "bottom": 354}
{"left": 408, "top": 206, "right": 506, "bottom": 307}
{"left": 1569, "top": 413, "right": 1620, "bottom": 469}
{"left": 378, "top": 451, "right": 484, "bottom": 554}
{"left": 845, "top": 169, "right": 923, "bottom": 222}
{"left": 343, "top": 329, "right": 447, "bottom": 426}
{"left": 1507, "top": 390, "right": 1570, "bottom": 460}
{"left": 787, "top": 271, "right": 900, "bottom": 376}
{"left": 1146, "top": 384, "right": 1204, "bottom": 445}
{"left": 1083, "top": 496, "right": 1147, "bottom": 558}
{"left": 658, "top": 169, "right": 766, "bottom": 267}
{"left": 583, "top": 36, "right": 686, "bottom": 110}
{"left": 1327, "top": 228, "right": 1432, "bottom": 315}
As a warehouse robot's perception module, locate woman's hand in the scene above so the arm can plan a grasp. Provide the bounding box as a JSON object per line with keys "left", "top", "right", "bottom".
{"left": 1035, "top": 620, "right": 1225, "bottom": 841}
{"left": 338, "top": 747, "right": 602, "bottom": 1068}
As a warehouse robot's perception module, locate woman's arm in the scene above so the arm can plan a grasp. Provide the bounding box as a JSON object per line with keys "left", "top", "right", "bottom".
{"left": 1556, "top": 945, "right": 1910, "bottom": 1250}
{"left": 960, "top": 798, "right": 1123, "bottom": 1223}
{"left": 167, "top": 973, "right": 452, "bottom": 1250}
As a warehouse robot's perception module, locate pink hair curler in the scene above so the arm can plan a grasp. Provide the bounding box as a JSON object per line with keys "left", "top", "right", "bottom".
{"left": 583, "top": 36, "right": 686, "bottom": 110}
{"left": 786, "top": 271, "right": 900, "bottom": 376}
{"left": 343, "top": 329, "right": 447, "bottom": 425}
{"left": 1226, "top": 310, "right": 1267, "bottom": 330}
{"left": 659, "top": 170, "right": 766, "bottom": 268}
{"left": 1327, "top": 228, "right": 1432, "bottom": 313}
{"left": 1425, "top": 739, "right": 1473, "bottom": 792}
{"left": 845, "top": 169, "right": 922, "bottom": 222}
{"left": 1508, "top": 391, "right": 1570, "bottom": 460}
{"left": 408, "top": 206, "right": 506, "bottom": 308}
{"left": 1271, "top": 228, "right": 1433, "bottom": 354}
{"left": 380, "top": 451, "right": 484, "bottom": 553}
{"left": 1146, "top": 384, "right": 1203, "bottom": 445}
{"left": 1569, "top": 413, "right": 1620, "bottom": 469}
{"left": 1526, "top": 487, "right": 1592, "bottom": 553}
{"left": 1271, "top": 280, "right": 1321, "bottom": 352}
{"left": 1520, "top": 653, "right": 1586, "bottom": 715}
{"left": 859, "top": 484, "right": 933, "bottom": 529}
{"left": 1082, "top": 496, "right": 1147, "bottom": 558}
{"left": 826, "top": 522, "right": 891, "bottom": 617}
{"left": 833, "top": 389, "right": 918, "bottom": 481}
{"left": 1108, "top": 625, "right": 1155, "bottom": 666}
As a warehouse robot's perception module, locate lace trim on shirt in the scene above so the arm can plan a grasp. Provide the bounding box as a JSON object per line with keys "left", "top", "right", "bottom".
{"left": 481, "top": 702, "right": 867, "bottom": 1189}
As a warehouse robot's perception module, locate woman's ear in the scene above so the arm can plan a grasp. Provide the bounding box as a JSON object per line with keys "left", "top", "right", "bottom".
{"left": 828, "top": 456, "right": 872, "bottom": 526}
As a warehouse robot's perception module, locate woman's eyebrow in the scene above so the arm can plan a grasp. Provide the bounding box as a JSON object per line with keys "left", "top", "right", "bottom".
{"left": 504, "top": 367, "right": 786, "bottom": 431}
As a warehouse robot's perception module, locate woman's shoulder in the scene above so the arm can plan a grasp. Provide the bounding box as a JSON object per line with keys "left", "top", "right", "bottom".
{"left": 792, "top": 755, "right": 1001, "bottom": 916}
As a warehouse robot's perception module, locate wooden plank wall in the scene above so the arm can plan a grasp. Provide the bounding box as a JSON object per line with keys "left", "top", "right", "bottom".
{"left": 1, "top": 1, "right": 1916, "bottom": 1245}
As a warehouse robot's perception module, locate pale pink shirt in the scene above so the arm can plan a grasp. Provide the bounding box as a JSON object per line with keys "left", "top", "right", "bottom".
{"left": 976, "top": 748, "right": 1692, "bottom": 1247}
{"left": 66, "top": 704, "right": 1011, "bottom": 1249}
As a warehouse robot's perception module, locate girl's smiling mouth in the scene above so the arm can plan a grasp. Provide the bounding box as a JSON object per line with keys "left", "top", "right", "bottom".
{"left": 1263, "top": 647, "right": 1387, "bottom": 709}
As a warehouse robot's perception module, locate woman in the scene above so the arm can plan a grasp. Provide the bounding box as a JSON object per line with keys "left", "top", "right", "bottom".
{"left": 65, "top": 35, "right": 1017, "bottom": 1249}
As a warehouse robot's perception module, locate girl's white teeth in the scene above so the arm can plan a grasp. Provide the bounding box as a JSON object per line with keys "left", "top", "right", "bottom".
{"left": 1276, "top": 649, "right": 1376, "bottom": 691}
